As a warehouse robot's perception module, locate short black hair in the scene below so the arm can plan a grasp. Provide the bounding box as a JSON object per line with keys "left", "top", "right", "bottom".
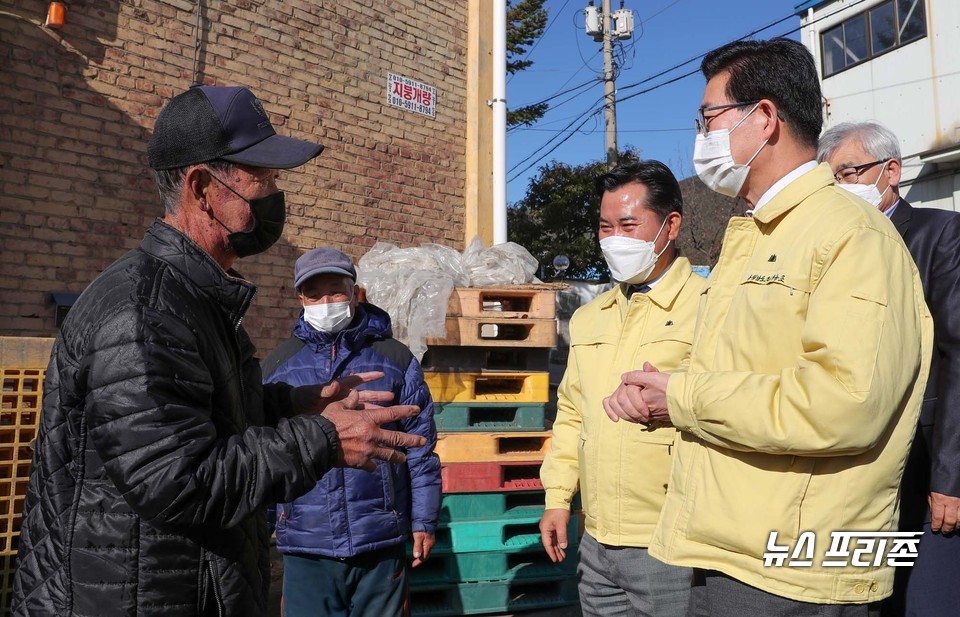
{"left": 597, "top": 159, "right": 683, "bottom": 221}
{"left": 701, "top": 38, "right": 822, "bottom": 149}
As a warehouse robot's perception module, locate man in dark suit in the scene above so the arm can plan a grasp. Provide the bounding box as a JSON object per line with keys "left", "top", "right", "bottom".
{"left": 820, "top": 121, "right": 960, "bottom": 617}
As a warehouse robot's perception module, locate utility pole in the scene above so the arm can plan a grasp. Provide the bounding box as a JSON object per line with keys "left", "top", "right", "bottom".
{"left": 584, "top": 2, "right": 634, "bottom": 168}
{"left": 601, "top": 0, "right": 617, "bottom": 167}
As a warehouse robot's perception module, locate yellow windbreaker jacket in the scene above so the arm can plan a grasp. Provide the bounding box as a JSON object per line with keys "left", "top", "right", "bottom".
{"left": 649, "top": 164, "right": 933, "bottom": 603}
{"left": 541, "top": 256, "right": 704, "bottom": 546}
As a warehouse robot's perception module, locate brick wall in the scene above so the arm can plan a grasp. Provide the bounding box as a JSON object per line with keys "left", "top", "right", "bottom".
{"left": 0, "top": 0, "right": 467, "bottom": 352}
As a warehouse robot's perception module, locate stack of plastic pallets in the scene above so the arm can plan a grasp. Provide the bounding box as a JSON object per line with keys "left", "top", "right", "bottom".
{"left": 412, "top": 286, "right": 578, "bottom": 616}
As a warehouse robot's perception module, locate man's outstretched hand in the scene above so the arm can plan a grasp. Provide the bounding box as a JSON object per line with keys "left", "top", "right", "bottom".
{"left": 322, "top": 397, "right": 425, "bottom": 471}
{"left": 292, "top": 372, "right": 426, "bottom": 471}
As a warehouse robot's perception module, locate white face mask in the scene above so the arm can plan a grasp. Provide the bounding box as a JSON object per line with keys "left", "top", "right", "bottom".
{"left": 599, "top": 218, "right": 669, "bottom": 285}
{"left": 693, "top": 103, "right": 768, "bottom": 198}
{"left": 837, "top": 164, "right": 890, "bottom": 208}
{"left": 303, "top": 301, "right": 353, "bottom": 334}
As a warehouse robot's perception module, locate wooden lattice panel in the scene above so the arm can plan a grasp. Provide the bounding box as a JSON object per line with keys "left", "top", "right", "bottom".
{"left": 0, "top": 370, "right": 42, "bottom": 554}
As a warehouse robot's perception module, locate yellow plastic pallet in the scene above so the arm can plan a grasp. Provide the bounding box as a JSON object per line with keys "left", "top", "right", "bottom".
{"left": 426, "top": 316, "right": 557, "bottom": 348}
{"left": 424, "top": 372, "right": 550, "bottom": 404}
{"left": 434, "top": 431, "right": 552, "bottom": 463}
{"left": 446, "top": 287, "right": 557, "bottom": 320}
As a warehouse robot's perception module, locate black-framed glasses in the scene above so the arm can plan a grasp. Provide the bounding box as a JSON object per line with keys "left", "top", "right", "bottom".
{"left": 695, "top": 100, "right": 760, "bottom": 135}
{"left": 833, "top": 159, "right": 886, "bottom": 184}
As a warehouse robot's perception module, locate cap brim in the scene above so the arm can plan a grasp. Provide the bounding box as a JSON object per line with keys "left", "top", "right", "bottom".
{"left": 295, "top": 266, "right": 357, "bottom": 289}
{"left": 222, "top": 134, "right": 324, "bottom": 169}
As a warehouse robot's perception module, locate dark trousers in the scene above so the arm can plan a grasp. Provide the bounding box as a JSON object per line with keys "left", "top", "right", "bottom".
{"left": 281, "top": 545, "right": 407, "bottom": 617}
{"left": 884, "top": 523, "right": 960, "bottom": 617}
{"left": 688, "top": 570, "right": 880, "bottom": 617}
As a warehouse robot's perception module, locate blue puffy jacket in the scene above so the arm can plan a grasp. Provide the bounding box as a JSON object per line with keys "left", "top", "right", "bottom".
{"left": 263, "top": 302, "right": 440, "bottom": 558}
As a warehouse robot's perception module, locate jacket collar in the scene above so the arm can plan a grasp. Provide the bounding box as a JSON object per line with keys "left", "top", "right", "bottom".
{"left": 141, "top": 219, "right": 257, "bottom": 324}
{"left": 293, "top": 302, "right": 393, "bottom": 349}
{"left": 751, "top": 163, "right": 836, "bottom": 225}
{"left": 888, "top": 198, "right": 913, "bottom": 235}
{"left": 600, "top": 256, "right": 694, "bottom": 310}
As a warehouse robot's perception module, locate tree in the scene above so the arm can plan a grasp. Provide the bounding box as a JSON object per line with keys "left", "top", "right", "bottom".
{"left": 509, "top": 149, "right": 738, "bottom": 279}
{"left": 509, "top": 150, "right": 641, "bottom": 281}
{"left": 507, "top": 0, "right": 549, "bottom": 128}
{"left": 677, "top": 176, "right": 740, "bottom": 266}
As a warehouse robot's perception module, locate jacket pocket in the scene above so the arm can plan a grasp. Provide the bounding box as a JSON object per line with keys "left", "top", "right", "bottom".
{"left": 683, "top": 449, "right": 812, "bottom": 560}
{"left": 577, "top": 436, "right": 598, "bottom": 517}
{"left": 830, "top": 293, "right": 886, "bottom": 393}
{"left": 738, "top": 269, "right": 812, "bottom": 321}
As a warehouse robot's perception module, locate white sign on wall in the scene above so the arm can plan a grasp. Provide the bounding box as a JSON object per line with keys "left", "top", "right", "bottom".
{"left": 387, "top": 73, "right": 436, "bottom": 118}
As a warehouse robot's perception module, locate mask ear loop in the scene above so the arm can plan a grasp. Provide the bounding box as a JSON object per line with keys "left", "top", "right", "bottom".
{"left": 651, "top": 216, "right": 672, "bottom": 258}
{"left": 731, "top": 101, "right": 769, "bottom": 169}
{"left": 873, "top": 160, "right": 891, "bottom": 202}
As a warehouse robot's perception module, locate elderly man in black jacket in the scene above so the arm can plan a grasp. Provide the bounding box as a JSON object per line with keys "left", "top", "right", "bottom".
{"left": 12, "top": 85, "right": 425, "bottom": 617}
{"left": 820, "top": 121, "right": 960, "bottom": 617}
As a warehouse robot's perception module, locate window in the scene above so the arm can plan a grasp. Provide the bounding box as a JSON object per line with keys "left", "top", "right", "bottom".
{"left": 821, "top": 0, "right": 927, "bottom": 77}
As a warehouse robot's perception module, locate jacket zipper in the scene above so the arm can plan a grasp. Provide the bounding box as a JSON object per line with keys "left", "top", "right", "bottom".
{"left": 386, "top": 463, "right": 396, "bottom": 511}
{"left": 207, "top": 559, "right": 225, "bottom": 617}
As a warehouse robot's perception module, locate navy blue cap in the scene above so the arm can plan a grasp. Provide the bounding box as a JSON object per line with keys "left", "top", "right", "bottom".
{"left": 294, "top": 248, "right": 357, "bottom": 289}
{"left": 148, "top": 85, "right": 323, "bottom": 170}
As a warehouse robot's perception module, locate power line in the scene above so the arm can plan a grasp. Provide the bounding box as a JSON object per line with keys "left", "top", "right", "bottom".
{"left": 512, "top": 77, "right": 600, "bottom": 112}
{"left": 508, "top": 107, "right": 604, "bottom": 182}
{"left": 508, "top": 95, "right": 605, "bottom": 175}
{"left": 508, "top": 0, "right": 878, "bottom": 185}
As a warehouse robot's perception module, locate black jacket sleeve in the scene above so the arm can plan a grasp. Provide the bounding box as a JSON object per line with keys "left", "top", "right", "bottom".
{"left": 82, "top": 305, "right": 340, "bottom": 530}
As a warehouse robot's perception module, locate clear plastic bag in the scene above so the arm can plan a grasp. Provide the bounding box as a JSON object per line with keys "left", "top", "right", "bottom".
{"left": 461, "top": 237, "right": 540, "bottom": 286}
{"left": 357, "top": 238, "right": 539, "bottom": 359}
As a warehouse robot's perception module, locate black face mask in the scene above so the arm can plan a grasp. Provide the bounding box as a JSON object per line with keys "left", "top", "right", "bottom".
{"left": 208, "top": 172, "right": 286, "bottom": 258}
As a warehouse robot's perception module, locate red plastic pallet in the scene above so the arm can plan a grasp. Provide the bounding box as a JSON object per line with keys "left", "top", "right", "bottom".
{"left": 441, "top": 461, "right": 543, "bottom": 493}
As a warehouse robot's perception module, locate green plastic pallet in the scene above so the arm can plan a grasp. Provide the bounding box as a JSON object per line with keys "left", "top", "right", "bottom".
{"left": 410, "top": 546, "right": 576, "bottom": 586}
{"left": 410, "top": 576, "right": 579, "bottom": 617}
{"left": 431, "top": 513, "right": 578, "bottom": 554}
{"left": 434, "top": 403, "right": 546, "bottom": 432}
{"left": 439, "top": 491, "right": 545, "bottom": 523}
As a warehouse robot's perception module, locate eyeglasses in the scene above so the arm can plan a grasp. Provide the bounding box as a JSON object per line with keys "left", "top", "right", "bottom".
{"left": 833, "top": 159, "right": 886, "bottom": 184}
{"left": 695, "top": 100, "right": 760, "bottom": 135}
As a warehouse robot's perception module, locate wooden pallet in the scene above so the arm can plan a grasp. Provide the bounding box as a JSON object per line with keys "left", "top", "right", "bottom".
{"left": 424, "top": 371, "right": 550, "bottom": 404}
{"left": 446, "top": 287, "right": 557, "bottom": 319}
{"left": 435, "top": 431, "right": 551, "bottom": 464}
{"left": 420, "top": 346, "right": 551, "bottom": 373}
{"left": 426, "top": 316, "right": 557, "bottom": 348}
{"left": 441, "top": 461, "right": 544, "bottom": 493}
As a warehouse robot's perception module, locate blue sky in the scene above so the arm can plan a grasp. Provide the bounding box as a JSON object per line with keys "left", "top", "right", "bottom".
{"left": 506, "top": 0, "right": 805, "bottom": 204}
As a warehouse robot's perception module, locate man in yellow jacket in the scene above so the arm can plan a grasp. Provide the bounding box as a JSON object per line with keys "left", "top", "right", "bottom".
{"left": 604, "top": 40, "right": 933, "bottom": 616}
{"left": 540, "top": 160, "right": 705, "bottom": 617}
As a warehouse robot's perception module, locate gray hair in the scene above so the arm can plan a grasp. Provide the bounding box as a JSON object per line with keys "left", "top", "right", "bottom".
{"left": 154, "top": 159, "right": 237, "bottom": 214}
{"left": 817, "top": 121, "right": 902, "bottom": 164}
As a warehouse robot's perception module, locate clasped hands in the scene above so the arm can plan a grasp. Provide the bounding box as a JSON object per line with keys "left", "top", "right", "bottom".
{"left": 602, "top": 362, "right": 673, "bottom": 424}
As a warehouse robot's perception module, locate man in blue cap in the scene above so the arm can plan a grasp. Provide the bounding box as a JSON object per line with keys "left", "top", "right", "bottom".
{"left": 263, "top": 247, "right": 440, "bottom": 617}
{"left": 13, "top": 86, "right": 426, "bottom": 617}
